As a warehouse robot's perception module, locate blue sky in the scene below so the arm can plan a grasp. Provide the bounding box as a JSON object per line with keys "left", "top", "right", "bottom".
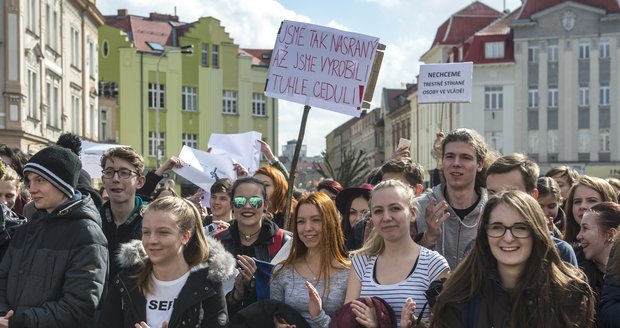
{"left": 99, "top": 0, "right": 522, "bottom": 156}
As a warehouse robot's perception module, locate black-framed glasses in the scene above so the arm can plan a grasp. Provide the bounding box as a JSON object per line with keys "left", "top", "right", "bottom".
{"left": 101, "top": 168, "right": 139, "bottom": 179}
{"left": 486, "top": 222, "right": 532, "bottom": 239}
{"left": 232, "top": 196, "right": 263, "bottom": 209}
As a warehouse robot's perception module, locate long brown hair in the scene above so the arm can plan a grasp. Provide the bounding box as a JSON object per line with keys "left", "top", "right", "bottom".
{"left": 136, "top": 196, "right": 210, "bottom": 295}
{"left": 431, "top": 190, "right": 594, "bottom": 327}
{"left": 254, "top": 166, "right": 294, "bottom": 218}
{"left": 274, "top": 192, "right": 349, "bottom": 296}
{"left": 563, "top": 175, "right": 617, "bottom": 244}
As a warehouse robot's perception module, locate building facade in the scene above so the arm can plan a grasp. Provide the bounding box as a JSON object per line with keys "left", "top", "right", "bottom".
{"left": 99, "top": 10, "right": 278, "bottom": 169}
{"left": 1, "top": 0, "right": 103, "bottom": 152}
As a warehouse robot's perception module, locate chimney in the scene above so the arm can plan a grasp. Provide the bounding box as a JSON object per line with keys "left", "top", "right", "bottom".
{"left": 149, "top": 12, "right": 179, "bottom": 22}
{"left": 117, "top": 9, "right": 127, "bottom": 16}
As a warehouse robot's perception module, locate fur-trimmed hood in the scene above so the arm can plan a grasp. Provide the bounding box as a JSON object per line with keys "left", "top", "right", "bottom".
{"left": 116, "top": 236, "right": 235, "bottom": 283}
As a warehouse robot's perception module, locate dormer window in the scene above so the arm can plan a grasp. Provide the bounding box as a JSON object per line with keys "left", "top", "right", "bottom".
{"left": 484, "top": 42, "right": 504, "bottom": 59}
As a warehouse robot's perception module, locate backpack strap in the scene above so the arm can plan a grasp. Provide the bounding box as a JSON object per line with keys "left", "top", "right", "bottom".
{"left": 268, "top": 229, "right": 284, "bottom": 259}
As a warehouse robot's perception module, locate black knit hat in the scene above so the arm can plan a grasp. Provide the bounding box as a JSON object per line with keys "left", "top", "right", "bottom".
{"left": 23, "top": 145, "right": 82, "bottom": 198}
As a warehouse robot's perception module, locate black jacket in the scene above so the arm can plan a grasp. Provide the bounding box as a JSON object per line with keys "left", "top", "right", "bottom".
{"left": 0, "top": 204, "right": 26, "bottom": 261}
{"left": 0, "top": 194, "right": 108, "bottom": 327}
{"left": 98, "top": 236, "right": 236, "bottom": 328}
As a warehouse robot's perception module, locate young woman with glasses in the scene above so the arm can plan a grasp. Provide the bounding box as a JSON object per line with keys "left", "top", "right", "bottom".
{"left": 430, "top": 190, "right": 594, "bottom": 328}
{"left": 270, "top": 192, "right": 350, "bottom": 327}
{"left": 215, "top": 177, "right": 291, "bottom": 316}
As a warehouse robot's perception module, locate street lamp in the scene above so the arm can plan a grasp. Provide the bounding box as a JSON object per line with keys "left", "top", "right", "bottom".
{"left": 153, "top": 44, "right": 193, "bottom": 168}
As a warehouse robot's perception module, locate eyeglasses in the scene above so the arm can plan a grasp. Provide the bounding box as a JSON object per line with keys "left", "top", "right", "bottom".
{"left": 486, "top": 222, "right": 532, "bottom": 239}
{"left": 232, "top": 196, "right": 264, "bottom": 209}
{"left": 101, "top": 168, "right": 139, "bottom": 179}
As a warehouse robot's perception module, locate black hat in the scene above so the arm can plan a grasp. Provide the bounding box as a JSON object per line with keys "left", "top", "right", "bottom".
{"left": 335, "top": 183, "right": 373, "bottom": 216}
{"left": 23, "top": 145, "right": 82, "bottom": 198}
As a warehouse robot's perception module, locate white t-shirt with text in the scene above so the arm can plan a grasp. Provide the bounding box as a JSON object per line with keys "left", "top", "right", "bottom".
{"left": 146, "top": 271, "right": 191, "bottom": 327}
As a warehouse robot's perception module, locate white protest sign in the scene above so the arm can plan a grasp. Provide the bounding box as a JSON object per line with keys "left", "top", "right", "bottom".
{"left": 173, "top": 146, "right": 236, "bottom": 198}
{"left": 207, "top": 131, "right": 261, "bottom": 175}
{"left": 418, "top": 62, "right": 473, "bottom": 104}
{"left": 265, "top": 20, "right": 380, "bottom": 117}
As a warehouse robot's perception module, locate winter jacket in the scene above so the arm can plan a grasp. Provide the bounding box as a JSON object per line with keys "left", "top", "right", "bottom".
{"left": 0, "top": 193, "right": 108, "bottom": 327}
{"left": 0, "top": 203, "right": 26, "bottom": 261}
{"left": 599, "top": 245, "right": 620, "bottom": 327}
{"left": 216, "top": 219, "right": 290, "bottom": 316}
{"left": 437, "top": 270, "right": 591, "bottom": 328}
{"left": 416, "top": 184, "right": 488, "bottom": 269}
{"left": 98, "top": 236, "right": 236, "bottom": 328}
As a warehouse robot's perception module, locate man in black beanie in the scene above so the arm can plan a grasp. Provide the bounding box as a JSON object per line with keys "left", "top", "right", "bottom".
{"left": 0, "top": 145, "right": 108, "bottom": 326}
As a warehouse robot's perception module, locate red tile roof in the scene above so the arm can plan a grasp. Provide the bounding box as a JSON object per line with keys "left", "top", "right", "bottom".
{"left": 104, "top": 12, "right": 191, "bottom": 53}
{"left": 518, "top": 0, "right": 620, "bottom": 19}
{"left": 240, "top": 49, "right": 272, "bottom": 66}
{"left": 431, "top": 1, "right": 503, "bottom": 47}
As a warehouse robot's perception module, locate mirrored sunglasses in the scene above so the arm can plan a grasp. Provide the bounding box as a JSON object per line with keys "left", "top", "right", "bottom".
{"left": 233, "top": 196, "right": 264, "bottom": 209}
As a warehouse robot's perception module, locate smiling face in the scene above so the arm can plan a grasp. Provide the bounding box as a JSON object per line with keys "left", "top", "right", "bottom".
{"left": 296, "top": 203, "right": 322, "bottom": 250}
{"left": 442, "top": 141, "right": 482, "bottom": 191}
{"left": 370, "top": 187, "right": 414, "bottom": 242}
{"left": 572, "top": 185, "right": 603, "bottom": 225}
{"left": 349, "top": 196, "right": 369, "bottom": 227}
{"left": 487, "top": 203, "right": 533, "bottom": 276}
{"left": 232, "top": 182, "right": 265, "bottom": 228}
{"left": 142, "top": 210, "right": 190, "bottom": 267}
{"left": 101, "top": 157, "right": 145, "bottom": 205}
{"left": 210, "top": 191, "right": 231, "bottom": 219}
{"left": 577, "top": 211, "right": 610, "bottom": 265}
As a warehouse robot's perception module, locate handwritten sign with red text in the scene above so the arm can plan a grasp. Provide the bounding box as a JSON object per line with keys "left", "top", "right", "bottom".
{"left": 265, "top": 20, "right": 380, "bottom": 117}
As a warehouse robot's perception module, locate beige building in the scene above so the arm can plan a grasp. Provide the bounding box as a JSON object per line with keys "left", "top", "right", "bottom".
{"left": 1, "top": 0, "right": 103, "bottom": 151}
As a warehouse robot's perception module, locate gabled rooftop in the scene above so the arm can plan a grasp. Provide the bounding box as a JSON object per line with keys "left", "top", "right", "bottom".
{"left": 431, "top": 1, "right": 503, "bottom": 47}
{"left": 517, "top": 0, "right": 620, "bottom": 20}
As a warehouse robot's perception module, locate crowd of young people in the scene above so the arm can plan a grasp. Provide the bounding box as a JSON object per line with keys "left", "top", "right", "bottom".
{"left": 0, "top": 128, "right": 618, "bottom": 327}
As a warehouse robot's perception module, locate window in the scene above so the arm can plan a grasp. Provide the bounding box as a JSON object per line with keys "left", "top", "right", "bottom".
{"left": 579, "top": 85, "right": 589, "bottom": 106}
{"left": 579, "top": 40, "right": 590, "bottom": 60}
{"left": 27, "top": 0, "right": 38, "bottom": 32}
{"left": 71, "top": 27, "right": 80, "bottom": 68}
{"left": 212, "top": 44, "right": 219, "bottom": 68}
{"left": 222, "top": 90, "right": 237, "bottom": 114}
{"left": 148, "top": 131, "right": 165, "bottom": 157}
{"left": 148, "top": 83, "right": 165, "bottom": 109}
{"left": 578, "top": 129, "right": 589, "bottom": 153}
{"left": 600, "top": 84, "right": 610, "bottom": 105}
{"left": 46, "top": 75, "right": 60, "bottom": 128}
{"left": 45, "top": 4, "right": 58, "bottom": 49}
{"left": 600, "top": 129, "right": 610, "bottom": 153}
{"left": 527, "top": 131, "right": 539, "bottom": 154}
{"left": 548, "top": 44, "right": 559, "bottom": 62}
{"left": 600, "top": 39, "right": 610, "bottom": 59}
{"left": 548, "top": 130, "right": 559, "bottom": 153}
{"left": 548, "top": 87, "right": 558, "bottom": 108}
{"left": 27, "top": 69, "right": 39, "bottom": 120}
{"left": 484, "top": 42, "right": 504, "bottom": 59}
{"left": 71, "top": 92, "right": 81, "bottom": 134}
{"left": 528, "top": 86, "right": 538, "bottom": 108}
{"left": 100, "top": 108, "right": 108, "bottom": 141}
{"left": 182, "top": 86, "right": 197, "bottom": 111}
{"left": 484, "top": 86, "right": 503, "bottom": 110}
{"left": 528, "top": 46, "right": 539, "bottom": 63}
{"left": 252, "top": 93, "right": 266, "bottom": 116}
{"left": 201, "top": 43, "right": 208, "bottom": 67}
{"left": 88, "top": 40, "right": 96, "bottom": 77}
{"left": 182, "top": 133, "right": 198, "bottom": 149}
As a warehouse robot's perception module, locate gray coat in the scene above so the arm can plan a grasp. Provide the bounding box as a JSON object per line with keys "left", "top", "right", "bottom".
{"left": 416, "top": 184, "right": 487, "bottom": 269}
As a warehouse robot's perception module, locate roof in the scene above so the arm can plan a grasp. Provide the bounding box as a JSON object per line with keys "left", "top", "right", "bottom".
{"left": 462, "top": 9, "right": 519, "bottom": 64}
{"left": 104, "top": 12, "right": 191, "bottom": 53}
{"left": 431, "top": 1, "right": 503, "bottom": 47}
{"left": 240, "top": 49, "right": 272, "bottom": 66}
{"left": 518, "top": 0, "right": 620, "bottom": 20}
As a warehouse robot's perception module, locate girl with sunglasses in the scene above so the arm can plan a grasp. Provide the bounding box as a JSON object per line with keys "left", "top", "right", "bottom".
{"left": 430, "top": 190, "right": 594, "bottom": 328}
{"left": 270, "top": 192, "right": 350, "bottom": 327}
{"left": 215, "top": 177, "right": 291, "bottom": 316}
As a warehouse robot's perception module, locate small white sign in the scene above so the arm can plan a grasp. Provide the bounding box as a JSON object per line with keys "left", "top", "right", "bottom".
{"left": 207, "top": 131, "right": 262, "bottom": 175}
{"left": 418, "top": 62, "right": 473, "bottom": 104}
{"left": 265, "top": 20, "right": 380, "bottom": 117}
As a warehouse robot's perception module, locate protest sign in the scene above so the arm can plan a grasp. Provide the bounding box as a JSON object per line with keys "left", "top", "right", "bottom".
{"left": 173, "top": 146, "right": 236, "bottom": 207}
{"left": 208, "top": 131, "right": 262, "bottom": 175}
{"left": 265, "top": 20, "right": 382, "bottom": 117}
{"left": 418, "top": 62, "right": 473, "bottom": 104}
